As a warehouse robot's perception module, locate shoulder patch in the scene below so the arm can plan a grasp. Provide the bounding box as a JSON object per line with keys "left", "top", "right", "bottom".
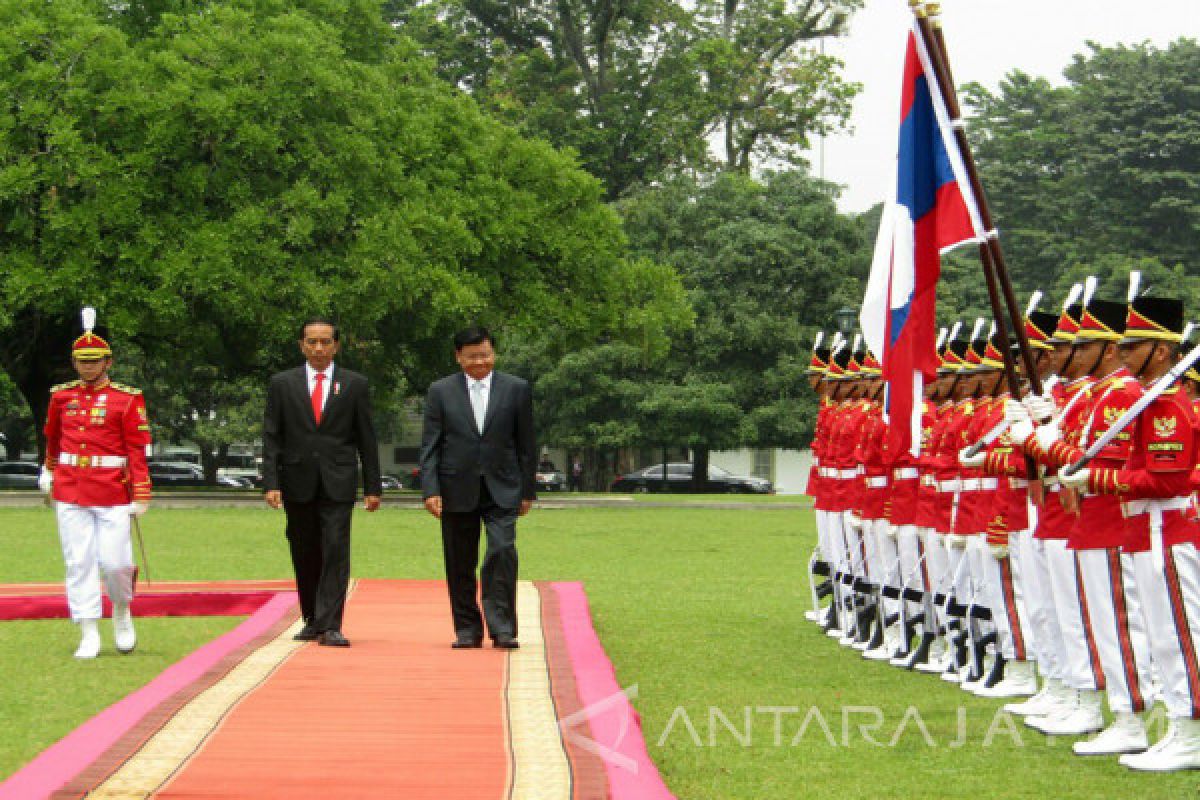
{"left": 49, "top": 380, "right": 82, "bottom": 393}
{"left": 108, "top": 382, "right": 143, "bottom": 396}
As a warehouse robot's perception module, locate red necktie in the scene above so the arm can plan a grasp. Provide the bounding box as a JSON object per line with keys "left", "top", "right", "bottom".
{"left": 311, "top": 373, "right": 325, "bottom": 425}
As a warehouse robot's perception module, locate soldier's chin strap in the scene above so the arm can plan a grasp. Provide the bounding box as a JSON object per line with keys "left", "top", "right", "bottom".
{"left": 1131, "top": 345, "right": 1156, "bottom": 383}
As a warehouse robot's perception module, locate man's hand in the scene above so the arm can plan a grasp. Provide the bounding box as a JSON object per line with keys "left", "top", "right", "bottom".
{"left": 131, "top": 501, "right": 149, "bottom": 518}
{"left": 519, "top": 499, "right": 534, "bottom": 516}
{"left": 37, "top": 466, "right": 53, "bottom": 495}
{"left": 264, "top": 490, "right": 282, "bottom": 510}
{"left": 363, "top": 494, "right": 381, "bottom": 512}
{"left": 424, "top": 495, "right": 443, "bottom": 518}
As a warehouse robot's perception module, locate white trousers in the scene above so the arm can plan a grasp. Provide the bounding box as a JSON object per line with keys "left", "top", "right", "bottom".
{"left": 980, "top": 534, "right": 1034, "bottom": 661}
{"left": 1023, "top": 537, "right": 1067, "bottom": 680}
{"left": 921, "top": 528, "right": 951, "bottom": 630}
{"left": 1131, "top": 544, "right": 1200, "bottom": 719}
{"left": 1044, "top": 540, "right": 1104, "bottom": 691}
{"left": 1075, "top": 548, "right": 1154, "bottom": 714}
{"left": 55, "top": 502, "right": 135, "bottom": 621}
{"left": 868, "top": 518, "right": 900, "bottom": 617}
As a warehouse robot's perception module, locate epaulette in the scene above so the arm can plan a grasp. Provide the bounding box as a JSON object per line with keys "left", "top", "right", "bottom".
{"left": 49, "top": 380, "right": 82, "bottom": 393}
{"left": 108, "top": 382, "right": 143, "bottom": 395}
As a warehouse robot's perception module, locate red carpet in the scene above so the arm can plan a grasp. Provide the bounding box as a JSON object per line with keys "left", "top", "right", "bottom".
{"left": 1, "top": 579, "right": 674, "bottom": 800}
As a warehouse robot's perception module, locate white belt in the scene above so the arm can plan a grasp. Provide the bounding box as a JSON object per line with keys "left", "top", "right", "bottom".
{"left": 59, "top": 453, "right": 127, "bottom": 468}
{"left": 1123, "top": 497, "right": 1192, "bottom": 571}
{"left": 837, "top": 469, "right": 858, "bottom": 479}
{"left": 980, "top": 478, "right": 998, "bottom": 490}
{"left": 960, "top": 478, "right": 981, "bottom": 491}
{"left": 865, "top": 476, "right": 888, "bottom": 488}
{"left": 893, "top": 468, "right": 919, "bottom": 480}
{"left": 1010, "top": 478, "right": 1029, "bottom": 489}
{"left": 921, "top": 475, "right": 937, "bottom": 488}
{"left": 936, "top": 479, "right": 961, "bottom": 493}
{"left": 1122, "top": 497, "right": 1191, "bottom": 517}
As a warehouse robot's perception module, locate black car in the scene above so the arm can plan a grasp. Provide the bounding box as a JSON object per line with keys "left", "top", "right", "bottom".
{"left": 149, "top": 461, "right": 245, "bottom": 488}
{"left": 0, "top": 461, "right": 40, "bottom": 489}
{"left": 609, "top": 462, "right": 773, "bottom": 494}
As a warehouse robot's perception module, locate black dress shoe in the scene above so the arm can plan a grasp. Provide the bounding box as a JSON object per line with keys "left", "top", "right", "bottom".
{"left": 492, "top": 636, "right": 520, "bottom": 649}
{"left": 318, "top": 630, "right": 350, "bottom": 647}
{"left": 452, "top": 636, "right": 483, "bottom": 649}
{"left": 293, "top": 624, "right": 320, "bottom": 642}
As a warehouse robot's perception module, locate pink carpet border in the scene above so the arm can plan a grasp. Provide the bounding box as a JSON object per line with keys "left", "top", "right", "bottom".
{"left": 0, "top": 591, "right": 296, "bottom": 800}
{"left": 550, "top": 581, "right": 675, "bottom": 800}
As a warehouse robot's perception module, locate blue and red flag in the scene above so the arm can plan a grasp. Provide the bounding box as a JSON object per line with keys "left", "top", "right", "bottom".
{"left": 860, "top": 20, "right": 984, "bottom": 457}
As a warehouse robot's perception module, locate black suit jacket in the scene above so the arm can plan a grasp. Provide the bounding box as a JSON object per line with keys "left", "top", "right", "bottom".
{"left": 419, "top": 371, "right": 537, "bottom": 512}
{"left": 262, "top": 365, "right": 382, "bottom": 503}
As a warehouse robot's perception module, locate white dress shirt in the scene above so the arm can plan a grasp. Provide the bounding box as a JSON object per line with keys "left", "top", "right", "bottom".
{"left": 466, "top": 372, "right": 492, "bottom": 432}
{"left": 306, "top": 363, "right": 335, "bottom": 413}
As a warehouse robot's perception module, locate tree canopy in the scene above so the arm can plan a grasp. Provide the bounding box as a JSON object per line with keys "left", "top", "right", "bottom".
{"left": 0, "top": 0, "right": 686, "bottom": 461}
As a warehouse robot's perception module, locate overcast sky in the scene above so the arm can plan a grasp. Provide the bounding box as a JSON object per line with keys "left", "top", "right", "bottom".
{"left": 814, "top": 0, "right": 1200, "bottom": 212}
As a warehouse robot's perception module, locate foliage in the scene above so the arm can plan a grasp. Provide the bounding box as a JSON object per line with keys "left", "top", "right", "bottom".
{"left": 0, "top": 0, "right": 681, "bottom": 472}
{"left": 953, "top": 39, "right": 1200, "bottom": 318}
{"left": 391, "top": 0, "right": 861, "bottom": 197}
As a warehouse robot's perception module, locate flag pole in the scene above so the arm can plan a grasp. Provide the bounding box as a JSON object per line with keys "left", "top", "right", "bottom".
{"left": 910, "top": 1, "right": 1043, "bottom": 398}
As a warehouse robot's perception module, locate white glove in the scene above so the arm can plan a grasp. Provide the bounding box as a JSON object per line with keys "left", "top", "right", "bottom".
{"left": 37, "top": 467, "right": 53, "bottom": 495}
{"left": 1006, "top": 401, "right": 1035, "bottom": 446}
{"left": 1034, "top": 420, "right": 1062, "bottom": 450}
{"left": 844, "top": 512, "right": 862, "bottom": 532}
{"left": 1058, "top": 466, "right": 1090, "bottom": 492}
{"left": 131, "top": 502, "right": 149, "bottom": 518}
{"left": 988, "top": 543, "right": 1009, "bottom": 559}
{"left": 1004, "top": 398, "right": 1028, "bottom": 425}
{"left": 1025, "top": 393, "right": 1057, "bottom": 424}
{"left": 885, "top": 523, "right": 899, "bottom": 540}
{"left": 945, "top": 533, "right": 968, "bottom": 550}
{"left": 958, "top": 446, "right": 987, "bottom": 469}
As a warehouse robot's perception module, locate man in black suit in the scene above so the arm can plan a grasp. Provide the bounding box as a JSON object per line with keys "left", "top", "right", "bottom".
{"left": 420, "top": 326, "right": 536, "bottom": 649}
{"left": 262, "top": 317, "right": 382, "bottom": 647}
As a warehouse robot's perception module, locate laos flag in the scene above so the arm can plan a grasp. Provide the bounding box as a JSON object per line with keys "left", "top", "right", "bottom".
{"left": 860, "top": 20, "right": 984, "bottom": 457}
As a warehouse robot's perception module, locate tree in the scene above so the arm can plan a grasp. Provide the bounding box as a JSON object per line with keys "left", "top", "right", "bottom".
{"left": 960, "top": 39, "right": 1200, "bottom": 310}
{"left": 696, "top": 0, "right": 860, "bottom": 171}
{"left": 0, "top": 0, "right": 684, "bottom": 473}
{"left": 391, "top": 0, "right": 861, "bottom": 196}
{"left": 615, "top": 169, "right": 867, "bottom": 486}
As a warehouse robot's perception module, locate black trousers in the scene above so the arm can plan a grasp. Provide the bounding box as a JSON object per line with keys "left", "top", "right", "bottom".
{"left": 440, "top": 480, "right": 518, "bottom": 640}
{"left": 283, "top": 492, "right": 353, "bottom": 633}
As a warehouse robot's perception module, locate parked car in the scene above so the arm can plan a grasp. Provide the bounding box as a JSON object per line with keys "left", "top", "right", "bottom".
{"left": 0, "top": 461, "right": 40, "bottom": 489}
{"left": 609, "top": 462, "right": 773, "bottom": 494}
{"left": 535, "top": 461, "right": 568, "bottom": 492}
{"left": 380, "top": 475, "right": 404, "bottom": 491}
{"left": 149, "top": 462, "right": 245, "bottom": 488}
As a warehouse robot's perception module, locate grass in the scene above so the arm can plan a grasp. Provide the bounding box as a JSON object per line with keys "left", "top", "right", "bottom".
{"left": 0, "top": 506, "right": 1195, "bottom": 797}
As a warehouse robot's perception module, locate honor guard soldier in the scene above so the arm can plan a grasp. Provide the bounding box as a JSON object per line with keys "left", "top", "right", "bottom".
{"left": 1013, "top": 290, "right": 1153, "bottom": 740}
{"left": 1063, "top": 294, "right": 1200, "bottom": 769}
{"left": 41, "top": 308, "right": 152, "bottom": 659}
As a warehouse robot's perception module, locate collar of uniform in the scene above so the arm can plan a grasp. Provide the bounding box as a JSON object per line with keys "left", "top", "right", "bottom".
{"left": 1094, "top": 367, "right": 1133, "bottom": 391}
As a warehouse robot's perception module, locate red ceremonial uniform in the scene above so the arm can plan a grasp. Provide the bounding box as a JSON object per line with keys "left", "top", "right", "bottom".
{"left": 857, "top": 399, "right": 889, "bottom": 520}
{"left": 1040, "top": 369, "right": 1140, "bottom": 550}
{"left": 1025, "top": 376, "right": 1093, "bottom": 539}
{"left": 44, "top": 379, "right": 152, "bottom": 506}
{"left": 1089, "top": 387, "right": 1200, "bottom": 552}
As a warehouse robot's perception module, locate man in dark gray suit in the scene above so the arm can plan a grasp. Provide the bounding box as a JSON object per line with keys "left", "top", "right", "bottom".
{"left": 420, "top": 326, "right": 536, "bottom": 649}
{"left": 262, "top": 317, "right": 382, "bottom": 647}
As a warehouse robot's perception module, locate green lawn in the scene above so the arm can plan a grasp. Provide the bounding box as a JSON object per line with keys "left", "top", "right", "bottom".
{"left": 1, "top": 506, "right": 1193, "bottom": 797}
